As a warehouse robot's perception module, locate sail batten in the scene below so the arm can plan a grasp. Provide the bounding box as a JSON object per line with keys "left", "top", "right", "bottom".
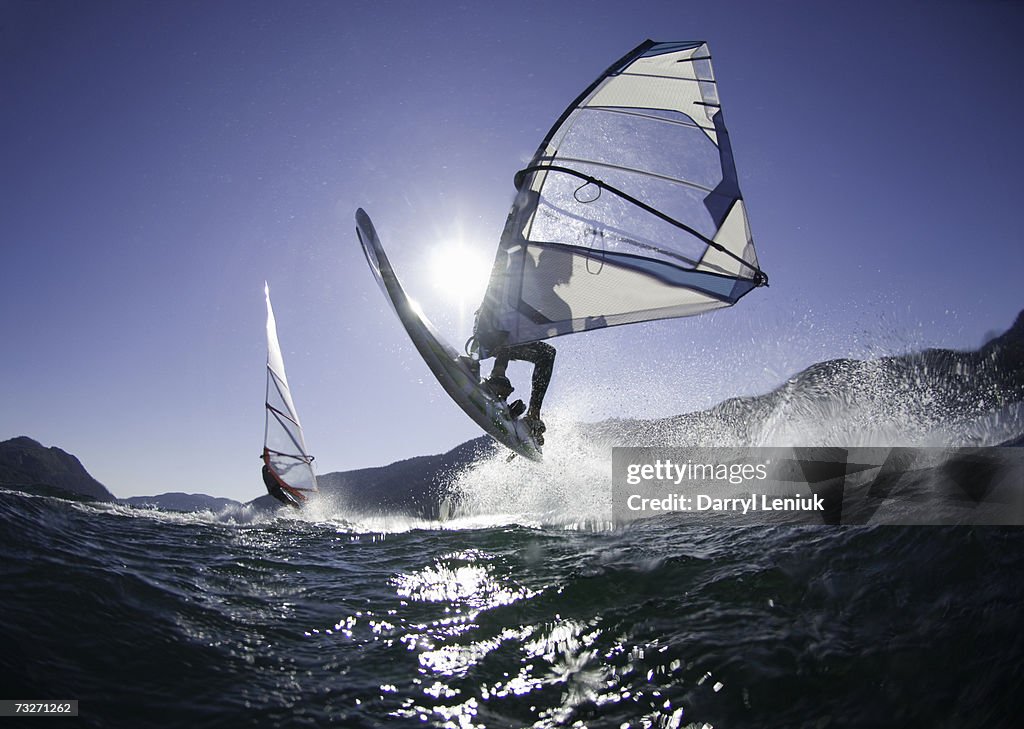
{"left": 474, "top": 40, "right": 766, "bottom": 356}
{"left": 532, "top": 156, "right": 718, "bottom": 194}
{"left": 266, "top": 403, "right": 301, "bottom": 430}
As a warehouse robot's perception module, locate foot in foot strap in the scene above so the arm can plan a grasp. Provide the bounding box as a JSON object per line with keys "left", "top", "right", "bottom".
{"left": 483, "top": 375, "right": 514, "bottom": 400}
{"left": 456, "top": 356, "right": 480, "bottom": 380}
{"left": 523, "top": 415, "right": 546, "bottom": 446}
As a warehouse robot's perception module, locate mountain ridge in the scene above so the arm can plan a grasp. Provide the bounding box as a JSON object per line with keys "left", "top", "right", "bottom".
{"left": 0, "top": 436, "right": 116, "bottom": 502}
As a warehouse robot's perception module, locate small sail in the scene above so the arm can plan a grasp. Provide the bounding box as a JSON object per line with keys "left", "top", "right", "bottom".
{"left": 263, "top": 282, "right": 318, "bottom": 507}
{"left": 474, "top": 40, "right": 767, "bottom": 356}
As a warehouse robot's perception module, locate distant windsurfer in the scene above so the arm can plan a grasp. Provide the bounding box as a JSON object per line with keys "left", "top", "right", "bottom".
{"left": 262, "top": 284, "right": 319, "bottom": 506}
{"left": 261, "top": 454, "right": 299, "bottom": 509}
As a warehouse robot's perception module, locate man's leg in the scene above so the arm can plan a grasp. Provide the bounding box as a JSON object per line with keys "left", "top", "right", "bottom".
{"left": 484, "top": 350, "right": 514, "bottom": 399}
{"left": 518, "top": 342, "right": 555, "bottom": 419}
{"left": 491, "top": 342, "right": 555, "bottom": 420}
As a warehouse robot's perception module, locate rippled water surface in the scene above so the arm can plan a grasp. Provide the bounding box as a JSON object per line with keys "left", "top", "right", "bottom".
{"left": 2, "top": 487, "right": 1023, "bottom": 728}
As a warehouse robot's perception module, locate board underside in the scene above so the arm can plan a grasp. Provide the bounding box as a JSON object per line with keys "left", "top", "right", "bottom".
{"left": 355, "top": 209, "right": 543, "bottom": 461}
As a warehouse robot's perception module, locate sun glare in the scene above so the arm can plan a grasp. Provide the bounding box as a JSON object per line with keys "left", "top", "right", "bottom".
{"left": 431, "top": 242, "right": 492, "bottom": 302}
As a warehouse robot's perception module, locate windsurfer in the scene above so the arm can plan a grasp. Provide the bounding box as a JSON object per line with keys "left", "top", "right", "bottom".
{"left": 476, "top": 246, "right": 572, "bottom": 444}
{"left": 261, "top": 455, "right": 299, "bottom": 509}
{"left": 262, "top": 283, "right": 319, "bottom": 506}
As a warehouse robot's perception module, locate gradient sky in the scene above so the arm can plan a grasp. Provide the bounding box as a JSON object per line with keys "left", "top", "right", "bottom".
{"left": 2, "top": 0, "right": 1022, "bottom": 502}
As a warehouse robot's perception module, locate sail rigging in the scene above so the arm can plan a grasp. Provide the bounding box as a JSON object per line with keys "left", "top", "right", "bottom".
{"left": 263, "top": 282, "right": 318, "bottom": 506}
{"left": 474, "top": 40, "right": 767, "bottom": 357}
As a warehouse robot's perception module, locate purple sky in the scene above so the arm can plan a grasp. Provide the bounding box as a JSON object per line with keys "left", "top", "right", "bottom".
{"left": 2, "top": 1, "right": 1022, "bottom": 502}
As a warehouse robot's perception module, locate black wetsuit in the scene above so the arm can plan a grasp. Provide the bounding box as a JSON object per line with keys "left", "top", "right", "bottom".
{"left": 491, "top": 341, "right": 555, "bottom": 416}
{"left": 262, "top": 464, "right": 294, "bottom": 507}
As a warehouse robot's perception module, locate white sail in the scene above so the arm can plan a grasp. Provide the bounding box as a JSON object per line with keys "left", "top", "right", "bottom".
{"left": 474, "top": 40, "right": 767, "bottom": 356}
{"left": 263, "top": 282, "right": 318, "bottom": 505}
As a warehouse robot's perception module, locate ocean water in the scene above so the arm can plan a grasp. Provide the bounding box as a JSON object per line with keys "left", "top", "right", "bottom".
{"left": 2, "top": 482, "right": 1023, "bottom": 729}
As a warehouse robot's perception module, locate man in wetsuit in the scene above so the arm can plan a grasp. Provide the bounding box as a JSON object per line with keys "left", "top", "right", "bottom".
{"left": 261, "top": 457, "right": 298, "bottom": 508}
{"left": 472, "top": 190, "right": 568, "bottom": 445}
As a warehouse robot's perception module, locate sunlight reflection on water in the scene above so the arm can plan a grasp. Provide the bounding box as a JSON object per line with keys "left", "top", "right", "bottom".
{"left": 376, "top": 548, "right": 709, "bottom": 728}
{"left": 392, "top": 550, "right": 539, "bottom": 611}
